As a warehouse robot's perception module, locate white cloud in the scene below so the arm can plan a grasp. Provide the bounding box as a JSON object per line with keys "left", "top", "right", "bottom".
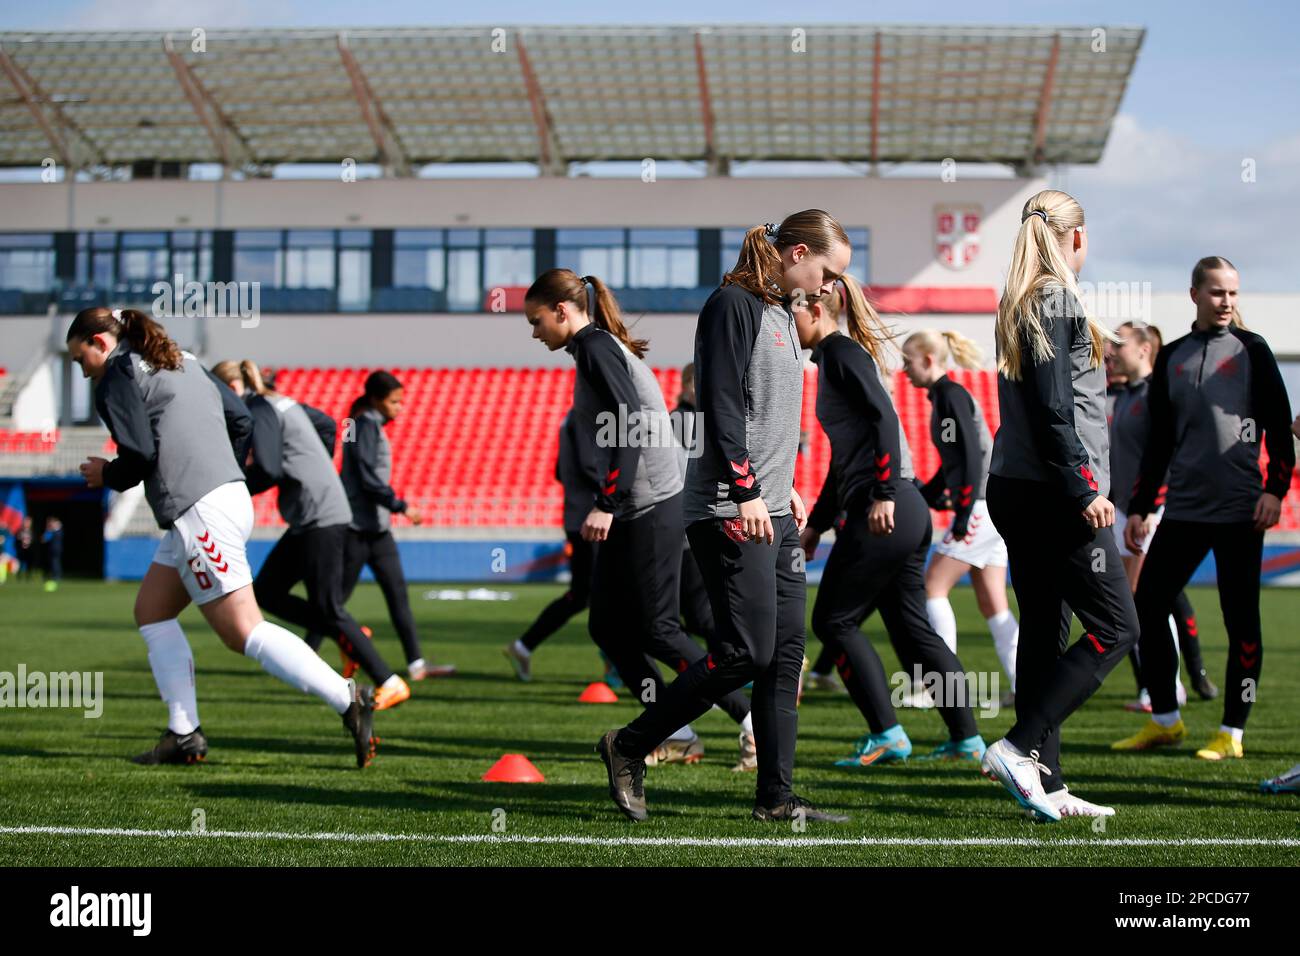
{"left": 1059, "top": 114, "right": 1300, "bottom": 292}
{"left": 42, "top": 0, "right": 292, "bottom": 31}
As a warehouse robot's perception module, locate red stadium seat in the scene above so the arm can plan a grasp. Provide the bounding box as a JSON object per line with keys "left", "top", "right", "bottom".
{"left": 246, "top": 367, "right": 1300, "bottom": 532}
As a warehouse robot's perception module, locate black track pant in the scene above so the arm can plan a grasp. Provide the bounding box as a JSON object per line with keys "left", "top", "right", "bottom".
{"left": 306, "top": 528, "right": 424, "bottom": 665}
{"left": 1127, "top": 590, "right": 1204, "bottom": 688}
{"left": 1135, "top": 519, "right": 1263, "bottom": 727}
{"left": 616, "top": 512, "right": 805, "bottom": 807}
{"left": 519, "top": 532, "right": 597, "bottom": 651}
{"left": 589, "top": 493, "right": 749, "bottom": 727}
{"left": 987, "top": 475, "right": 1138, "bottom": 791}
{"left": 679, "top": 543, "right": 717, "bottom": 646}
{"left": 810, "top": 645, "right": 838, "bottom": 676}
{"left": 811, "top": 483, "right": 978, "bottom": 742}
{"left": 256, "top": 523, "right": 395, "bottom": 684}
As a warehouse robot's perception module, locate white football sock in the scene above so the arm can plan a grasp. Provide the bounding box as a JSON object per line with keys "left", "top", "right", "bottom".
{"left": 986, "top": 609, "right": 1020, "bottom": 691}
{"left": 139, "top": 619, "right": 200, "bottom": 735}
{"left": 741, "top": 712, "right": 754, "bottom": 735}
{"left": 926, "top": 597, "right": 958, "bottom": 653}
{"left": 1152, "top": 710, "right": 1181, "bottom": 728}
{"left": 667, "top": 724, "right": 696, "bottom": 742}
{"left": 1162, "top": 616, "right": 1187, "bottom": 700}
{"left": 1220, "top": 725, "right": 1244, "bottom": 742}
{"left": 243, "top": 619, "right": 352, "bottom": 714}
{"left": 381, "top": 674, "right": 405, "bottom": 691}
{"left": 511, "top": 639, "right": 531, "bottom": 658}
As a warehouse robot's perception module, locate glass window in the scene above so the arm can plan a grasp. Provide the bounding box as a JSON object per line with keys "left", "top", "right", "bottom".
{"left": 171, "top": 250, "right": 197, "bottom": 284}
{"left": 557, "top": 229, "right": 625, "bottom": 287}
{"left": 484, "top": 229, "right": 532, "bottom": 245}
{"left": 394, "top": 229, "right": 443, "bottom": 247}
{"left": 286, "top": 230, "right": 334, "bottom": 248}
{"left": 557, "top": 229, "right": 623, "bottom": 247}
{"left": 120, "top": 232, "right": 168, "bottom": 248}
{"left": 119, "top": 247, "right": 168, "bottom": 282}
{"left": 484, "top": 229, "right": 534, "bottom": 289}
{"left": 234, "top": 230, "right": 282, "bottom": 248}
{"left": 116, "top": 232, "right": 169, "bottom": 282}
{"left": 233, "top": 248, "right": 281, "bottom": 286}
{"left": 91, "top": 232, "right": 116, "bottom": 250}
{"left": 446, "top": 248, "right": 480, "bottom": 310}
{"left": 0, "top": 249, "right": 54, "bottom": 291}
{"left": 170, "top": 247, "right": 212, "bottom": 284}
{"left": 845, "top": 228, "right": 869, "bottom": 284}
{"left": 0, "top": 233, "right": 54, "bottom": 248}
{"left": 484, "top": 246, "right": 533, "bottom": 288}
{"left": 338, "top": 249, "right": 371, "bottom": 311}
{"left": 629, "top": 229, "right": 698, "bottom": 288}
{"left": 393, "top": 230, "right": 444, "bottom": 289}
{"left": 393, "top": 249, "right": 444, "bottom": 288}
{"left": 628, "top": 229, "right": 695, "bottom": 247}
{"left": 284, "top": 248, "right": 334, "bottom": 288}
{"left": 446, "top": 229, "right": 480, "bottom": 247}
{"left": 92, "top": 252, "right": 115, "bottom": 287}
{"left": 0, "top": 234, "right": 55, "bottom": 291}
{"left": 339, "top": 230, "right": 372, "bottom": 248}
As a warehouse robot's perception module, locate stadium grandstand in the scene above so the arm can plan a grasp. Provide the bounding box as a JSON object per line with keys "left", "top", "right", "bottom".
{"left": 2, "top": 23, "right": 1299, "bottom": 585}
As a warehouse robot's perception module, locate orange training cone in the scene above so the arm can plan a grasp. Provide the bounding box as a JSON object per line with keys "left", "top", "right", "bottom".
{"left": 482, "top": 754, "right": 545, "bottom": 783}
{"left": 578, "top": 681, "right": 620, "bottom": 703}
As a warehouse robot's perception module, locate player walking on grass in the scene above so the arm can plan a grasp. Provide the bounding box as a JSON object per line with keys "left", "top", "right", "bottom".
{"left": 595, "top": 211, "right": 852, "bottom": 824}
{"left": 305, "top": 371, "right": 456, "bottom": 682}
{"left": 900, "top": 329, "right": 1019, "bottom": 701}
{"left": 212, "top": 360, "right": 410, "bottom": 712}
{"left": 1103, "top": 323, "right": 1214, "bottom": 711}
{"left": 69, "top": 308, "right": 375, "bottom": 768}
{"left": 525, "top": 269, "right": 755, "bottom": 770}
{"left": 669, "top": 364, "right": 722, "bottom": 650}
{"left": 980, "top": 190, "right": 1138, "bottom": 821}
{"left": 503, "top": 409, "right": 599, "bottom": 682}
{"left": 1113, "top": 257, "right": 1294, "bottom": 760}
{"left": 797, "top": 281, "right": 985, "bottom": 767}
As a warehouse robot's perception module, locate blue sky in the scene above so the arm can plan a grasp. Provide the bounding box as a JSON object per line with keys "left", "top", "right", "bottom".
{"left": 4, "top": 1, "right": 1298, "bottom": 290}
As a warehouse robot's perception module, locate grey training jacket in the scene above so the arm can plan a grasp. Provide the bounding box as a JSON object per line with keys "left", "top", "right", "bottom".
{"left": 267, "top": 394, "right": 353, "bottom": 531}
{"left": 95, "top": 344, "right": 250, "bottom": 528}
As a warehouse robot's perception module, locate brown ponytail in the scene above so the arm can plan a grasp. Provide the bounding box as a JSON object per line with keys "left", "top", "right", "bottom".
{"left": 239, "top": 359, "right": 272, "bottom": 396}
{"left": 723, "top": 209, "right": 851, "bottom": 305}
{"left": 525, "top": 268, "right": 648, "bottom": 358}
{"left": 66, "top": 306, "right": 183, "bottom": 371}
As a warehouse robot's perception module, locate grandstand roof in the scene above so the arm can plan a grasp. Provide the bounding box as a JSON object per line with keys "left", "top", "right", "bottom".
{"left": 0, "top": 24, "right": 1144, "bottom": 175}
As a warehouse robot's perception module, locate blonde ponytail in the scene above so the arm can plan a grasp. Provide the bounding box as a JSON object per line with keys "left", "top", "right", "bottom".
{"left": 903, "top": 329, "right": 984, "bottom": 370}
{"left": 941, "top": 331, "right": 983, "bottom": 369}
{"left": 823, "top": 274, "right": 894, "bottom": 369}
{"left": 996, "top": 189, "right": 1114, "bottom": 381}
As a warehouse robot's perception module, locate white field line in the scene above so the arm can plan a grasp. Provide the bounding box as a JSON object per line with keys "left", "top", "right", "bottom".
{"left": 2, "top": 826, "right": 1297, "bottom": 849}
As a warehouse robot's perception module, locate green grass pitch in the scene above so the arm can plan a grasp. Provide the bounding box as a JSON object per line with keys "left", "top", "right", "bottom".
{"left": 0, "top": 579, "right": 1296, "bottom": 866}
